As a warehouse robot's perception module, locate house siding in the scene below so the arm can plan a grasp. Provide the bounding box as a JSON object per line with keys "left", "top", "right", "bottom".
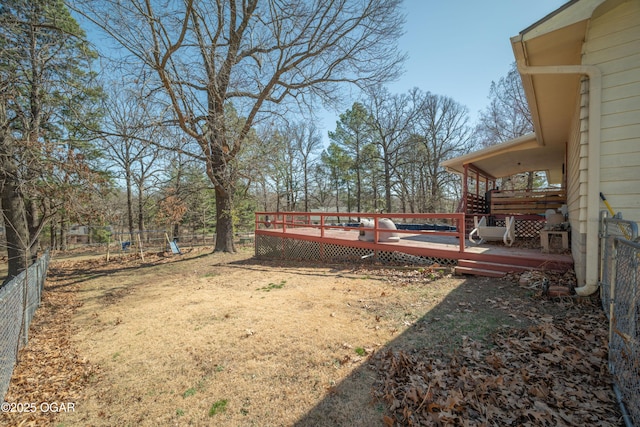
{"left": 584, "top": 0, "right": 640, "bottom": 223}
{"left": 566, "top": 0, "right": 640, "bottom": 286}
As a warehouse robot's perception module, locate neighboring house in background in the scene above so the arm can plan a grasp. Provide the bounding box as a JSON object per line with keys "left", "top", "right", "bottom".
{"left": 442, "top": 0, "right": 640, "bottom": 294}
{"left": 68, "top": 225, "right": 90, "bottom": 244}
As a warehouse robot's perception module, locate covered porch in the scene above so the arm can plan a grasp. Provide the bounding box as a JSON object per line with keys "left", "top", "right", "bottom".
{"left": 441, "top": 133, "right": 568, "bottom": 242}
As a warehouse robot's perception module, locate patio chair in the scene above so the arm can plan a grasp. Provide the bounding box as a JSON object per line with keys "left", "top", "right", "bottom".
{"left": 468, "top": 216, "right": 515, "bottom": 247}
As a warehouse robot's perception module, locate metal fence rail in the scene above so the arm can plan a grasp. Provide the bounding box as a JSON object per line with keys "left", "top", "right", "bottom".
{"left": 0, "top": 251, "right": 50, "bottom": 402}
{"left": 599, "top": 212, "right": 639, "bottom": 426}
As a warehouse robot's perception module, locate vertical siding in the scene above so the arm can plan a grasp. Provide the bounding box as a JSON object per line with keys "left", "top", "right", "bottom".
{"left": 584, "top": 1, "right": 640, "bottom": 221}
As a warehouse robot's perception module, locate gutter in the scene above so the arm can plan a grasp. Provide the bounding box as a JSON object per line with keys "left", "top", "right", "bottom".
{"left": 513, "top": 38, "right": 602, "bottom": 296}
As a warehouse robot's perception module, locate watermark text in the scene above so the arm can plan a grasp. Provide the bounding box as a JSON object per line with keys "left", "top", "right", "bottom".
{"left": 1, "top": 402, "right": 75, "bottom": 413}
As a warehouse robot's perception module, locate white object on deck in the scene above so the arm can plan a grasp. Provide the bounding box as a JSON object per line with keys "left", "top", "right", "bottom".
{"left": 358, "top": 218, "right": 400, "bottom": 242}
{"left": 468, "top": 216, "right": 515, "bottom": 247}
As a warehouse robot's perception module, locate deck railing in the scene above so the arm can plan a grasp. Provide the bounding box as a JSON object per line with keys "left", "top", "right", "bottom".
{"left": 255, "top": 211, "right": 466, "bottom": 253}
{"left": 489, "top": 188, "right": 566, "bottom": 215}
{"left": 463, "top": 188, "right": 566, "bottom": 215}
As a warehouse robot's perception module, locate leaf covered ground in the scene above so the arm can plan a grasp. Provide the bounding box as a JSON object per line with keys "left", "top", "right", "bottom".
{"left": 372, "top": 300, "right": 619, "bottom": 426}
{"left": 1, "top": 248, "right": 623, "bottom": 426}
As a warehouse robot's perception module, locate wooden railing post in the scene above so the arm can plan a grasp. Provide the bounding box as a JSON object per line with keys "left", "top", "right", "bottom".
{"left": 458, "top": 213, "right": 465, "bottom": 253}
{"left": 373, "top": 215, "right": 379, "bottom": 243}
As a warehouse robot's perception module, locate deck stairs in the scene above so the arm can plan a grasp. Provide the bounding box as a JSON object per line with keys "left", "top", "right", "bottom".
{"left": 454, "top": 255, "right": 572, "bottom": 278}
{"left": 454, "top": 259, "right": 528, "bottom": 278}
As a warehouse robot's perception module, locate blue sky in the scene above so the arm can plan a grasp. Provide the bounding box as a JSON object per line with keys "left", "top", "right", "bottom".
{"left": 319, "top": 0, "right": 568, "bottom": 135}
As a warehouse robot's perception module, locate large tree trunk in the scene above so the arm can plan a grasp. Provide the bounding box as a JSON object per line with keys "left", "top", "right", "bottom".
{"left": 384, "top": 162, "right": 392, "bottom": 213}
{"left": 0, "top": 124, "right": 30, "bottom": 282}
{"left": 27, "top": 198, "right": 41, "bottom": 254}
{"left": 1, "top": 173, "right": 30, "bottom": 282}
{"left": 0, "top": 98, "right": 29, "bottom": 281}
{"left": 172, "top": 223, "right": 179, "bottom": 241}
{"left": 49, "top": 222, "right": 57, "bottom": 250}
{"left": 59, "top": 215, "right": 68, "bottom": 251}
{"left": 214, "top": 189, "right": 235, "bottom": 253}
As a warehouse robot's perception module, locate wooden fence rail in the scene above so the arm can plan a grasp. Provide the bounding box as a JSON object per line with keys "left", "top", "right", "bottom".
{"left": 489, "top": 189, "right": 566, "bottom": 215}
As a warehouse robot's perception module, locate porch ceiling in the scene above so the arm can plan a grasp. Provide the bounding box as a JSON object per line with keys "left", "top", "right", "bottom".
{"left": 441, "top": 133, "right": 565, "bottom": 183}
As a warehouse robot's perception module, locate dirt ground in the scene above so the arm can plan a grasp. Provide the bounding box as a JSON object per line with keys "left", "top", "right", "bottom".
{"left": 1, "top": 246, "right": 622, "bottom": 426}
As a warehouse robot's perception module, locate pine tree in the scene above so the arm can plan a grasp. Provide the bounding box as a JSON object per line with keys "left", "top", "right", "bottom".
{"left": 0, "top": 0, "right": 104, "bottom": 282}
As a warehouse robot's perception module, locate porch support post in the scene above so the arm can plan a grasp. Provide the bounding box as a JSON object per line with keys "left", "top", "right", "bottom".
{"left": 462, "top": 164, "right": 469, "bottom": 214}
{"left": 475, "top": 169, "right": 480, "bottom": 199}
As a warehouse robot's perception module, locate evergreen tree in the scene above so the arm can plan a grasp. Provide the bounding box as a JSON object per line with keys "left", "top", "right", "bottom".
{"left": 328, "top": 103, "right": 374, "bottom": 214}
{"left": 0, "top": 0, "right": 103, "bottom": 281}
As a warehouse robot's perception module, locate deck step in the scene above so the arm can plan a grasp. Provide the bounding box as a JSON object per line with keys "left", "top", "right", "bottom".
{"left": 454, "top": 266, "right": 506, "bottom": 278}
{"left": 457, "top": 259, "right": 532, "bottom": 273}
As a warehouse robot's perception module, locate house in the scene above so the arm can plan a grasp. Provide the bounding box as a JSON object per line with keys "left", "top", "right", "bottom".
{"left": 442, "top": 0, "right": 640, "bottom": 295}
{"left": 68, "top": 225, "right": 90, "bottom": 244}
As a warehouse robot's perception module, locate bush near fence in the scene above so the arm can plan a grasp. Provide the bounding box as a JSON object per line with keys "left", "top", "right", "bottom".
{"left": 0, "top": 251, "right": 50, "bottom": 402}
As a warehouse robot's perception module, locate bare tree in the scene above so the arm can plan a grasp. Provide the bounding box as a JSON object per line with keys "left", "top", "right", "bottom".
{"left": 309, "top": 162, "right": 333, "bottom": 212}
{"left": 475, "top": 62, "right": 536, "bottom": 188}
{"left": 71, "top": 0, "right": 406, "bottom": 252}
{"left": 475, "top": 62, "right": 532, "bottom": 146}
{"left": 364, "top": 87, "right": 419, "bottom": 212}
{"left": 411, "top": 89, "right": 473, "bottom": 212}
{"left": 290, "top": 121, "right": 322, "bottom": 212}
{"left": 100, "top": 84, "right": 161, "bottom": 242}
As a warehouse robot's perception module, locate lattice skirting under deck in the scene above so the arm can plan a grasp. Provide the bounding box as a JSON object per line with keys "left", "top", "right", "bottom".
{"left": 255, "top": 235, "right": 456, "bottom": 266}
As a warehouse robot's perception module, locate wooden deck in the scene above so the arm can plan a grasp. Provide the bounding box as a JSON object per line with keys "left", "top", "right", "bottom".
{"left": 254, "top": 212, "right": 573, "bottom": 273}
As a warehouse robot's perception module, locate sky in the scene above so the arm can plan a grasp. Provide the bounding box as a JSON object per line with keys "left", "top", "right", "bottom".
{"left": 318, "top": 0, "right": 568, "bottom": 137}
{"left": 79, "top": 1, "right": 568, "bottom": 144}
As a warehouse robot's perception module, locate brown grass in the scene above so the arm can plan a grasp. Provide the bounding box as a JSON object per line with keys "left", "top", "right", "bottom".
{"left": 2, "top": 246, "right": 616, "bottom": 426}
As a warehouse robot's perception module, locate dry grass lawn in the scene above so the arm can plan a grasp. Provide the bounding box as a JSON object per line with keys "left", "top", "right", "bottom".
{"left": 2, "top": 246, "right": 620, "bottom": 426}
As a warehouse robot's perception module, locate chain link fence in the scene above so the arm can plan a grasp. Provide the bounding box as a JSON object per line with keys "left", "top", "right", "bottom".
{"left": 600, "top": 211, "right": 638, "bottom": 319}
{"left": 599, "top": 212, "right": 639, "bottom": 426}
{"left": 0, "top": 251, "right": 50, "bottom": 402}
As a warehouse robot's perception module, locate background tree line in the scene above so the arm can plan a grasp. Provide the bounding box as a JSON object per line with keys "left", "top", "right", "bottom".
{"left": 1, "top": 0, "right": 532, "bottom": 282}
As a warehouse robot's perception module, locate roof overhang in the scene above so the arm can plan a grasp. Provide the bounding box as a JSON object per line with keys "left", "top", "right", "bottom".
{"left": 441, "top": 133, "right": 565, "bottom": 183}
{"left": 511, "top": 0, "right": 609, "bottom": 148}
{"left": 442, "top": 1, "right": 617, "bottom": 186}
